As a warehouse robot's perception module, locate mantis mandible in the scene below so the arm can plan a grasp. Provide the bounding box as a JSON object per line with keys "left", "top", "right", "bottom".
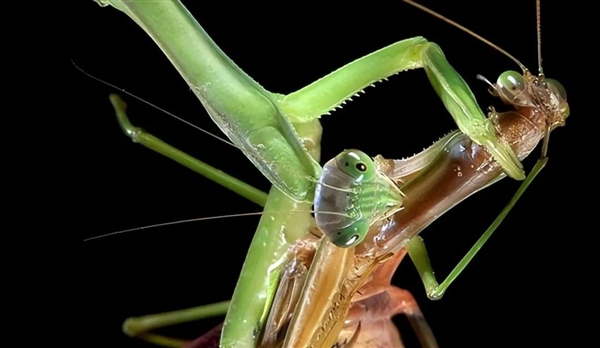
{"left": 77, "top": 1, "right": 576, "bottom": 346}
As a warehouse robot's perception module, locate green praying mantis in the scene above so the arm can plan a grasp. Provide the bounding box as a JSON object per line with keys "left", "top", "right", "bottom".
{"left": 79, "top": 1, "right": 572, "bottom": 346}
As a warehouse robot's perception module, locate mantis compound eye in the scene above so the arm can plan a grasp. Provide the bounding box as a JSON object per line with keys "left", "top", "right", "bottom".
{"left": 496, "top": 70, "right": 534, "bottom": 107}
{"left": 335, "top": 150, "right": 376, "bottom": 182}
{"left": 329, "top": 219, "right": 370, "bottom": 248}
{"left": 545, "top": 78, "right": 570, "bottom": 121}
{"left": 546, "top": 78, "right": 567, "bottom": 101}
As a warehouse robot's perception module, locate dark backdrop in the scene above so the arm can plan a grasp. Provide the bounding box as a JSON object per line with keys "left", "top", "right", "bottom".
{"left": 75, "top": 1, "right": 586, "bottom": 347}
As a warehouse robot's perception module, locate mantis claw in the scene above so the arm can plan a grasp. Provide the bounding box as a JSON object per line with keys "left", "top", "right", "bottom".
{"left": 420, "top": 42, "right": 526, "bottom": 180}
{"left": 426, "top": 287, "right": 444, "bottom": 301}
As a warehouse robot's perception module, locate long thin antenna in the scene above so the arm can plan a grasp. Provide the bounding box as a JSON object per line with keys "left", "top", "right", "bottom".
{"left": 83, "top": 212, "right": 268, "bottom": 242}
{"left": 72, "top": 61, "right": 236, "bottom": 148}
{"left": 536, "top": 0, "right": 544, "bottom": 76}
{"left": 83, "top": 210, "right": 351, "bottom": 242}
{"left": 536, "top": 0, "right": 551, "bottom": 159}
{"left": 403, "top": 0, "right": 528, "bottom": 72}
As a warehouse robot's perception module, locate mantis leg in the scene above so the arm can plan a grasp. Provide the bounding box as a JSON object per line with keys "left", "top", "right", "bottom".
{"left": 406, "top": 158, "right": 547, "bottom": 300}
{"left": 343, "top": 249, "right": 438, "bottom": 348}
{"left": 108, "top": 94, "right": 268, "bottom": 207}
{"left": 99, "top": 1, "right": 322, "bottom": 341}
{"left": 96, "top": 0, "right": 323, "bottom": 203}
{"left": 122, "top": 301, "right": 230, "bottom": 348}
{"left": 344, "top": 286, "right": 438, "bottom": 348}
{"left": 279, "top": 39, "right": 525, "bottom": 181}
{"left": 97, "top": 1, "right": 523, "bottom": 199}
{"left": 108, "top": 94, "right": 307, "bottom": 346}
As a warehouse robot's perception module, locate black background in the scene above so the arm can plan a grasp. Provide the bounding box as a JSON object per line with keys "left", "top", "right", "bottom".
{"left": 75, "top": 1, "right": 587, "bottom": 347}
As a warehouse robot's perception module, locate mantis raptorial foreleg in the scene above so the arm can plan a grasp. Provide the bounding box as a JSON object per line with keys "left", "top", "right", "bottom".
{"left": 279, "top": 38, "right": 525, "bottom": 181}
{"left": 100, "top": 0, "right": 523, "bottom": 197}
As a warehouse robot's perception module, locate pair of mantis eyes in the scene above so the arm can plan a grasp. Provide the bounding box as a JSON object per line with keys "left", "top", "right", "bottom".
{"left": 327, "top": 150, "right": 377, "bottom": 248}
{"left": 496, "top": 70, "right": 567, "bottom": 105}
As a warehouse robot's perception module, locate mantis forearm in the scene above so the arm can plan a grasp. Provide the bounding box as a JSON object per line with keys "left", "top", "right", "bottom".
{"left": 280, "top": 37, "right": 524, "bottom": 180}
{"left": 97, "top": 0, "right": 323, "bottom": 203}
{"left": 278, "top": 37, "right": 428, "bottom": 122}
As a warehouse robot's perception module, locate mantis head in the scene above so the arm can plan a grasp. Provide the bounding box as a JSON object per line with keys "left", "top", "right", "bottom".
{"left": 494, "top": 70, "right": 570, "bottom": 131}
{"left": 315, "top": 150, "right": 404, "bottom": 248}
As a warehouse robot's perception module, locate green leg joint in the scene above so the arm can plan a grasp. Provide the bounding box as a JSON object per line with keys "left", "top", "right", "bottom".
{"left": 109, "top": 94, "right": 268, "bottom": 207}
{"left": 123, "top": 300, "right": 230, "bottom": 347}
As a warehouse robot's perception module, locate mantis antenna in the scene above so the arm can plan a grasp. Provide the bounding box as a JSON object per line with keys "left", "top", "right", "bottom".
{"left": 82, "top": 209, "right": 353, "bottom": 242}
{"left": 536, "top": 0, "right": 552, "bottom": 159}
{"left": 537, "top": 0, "right": 543, "bottom": 77}
{"left": 403, "top": 0, "right": 527, "bottom": 72}
{"left": 72, "top": 61, "right": 236, "bottom": 148}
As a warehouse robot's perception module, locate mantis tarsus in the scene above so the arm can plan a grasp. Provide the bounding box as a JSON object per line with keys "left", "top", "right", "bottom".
{"left": 78, "top": 1, "right": 578, "bottom": 347}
